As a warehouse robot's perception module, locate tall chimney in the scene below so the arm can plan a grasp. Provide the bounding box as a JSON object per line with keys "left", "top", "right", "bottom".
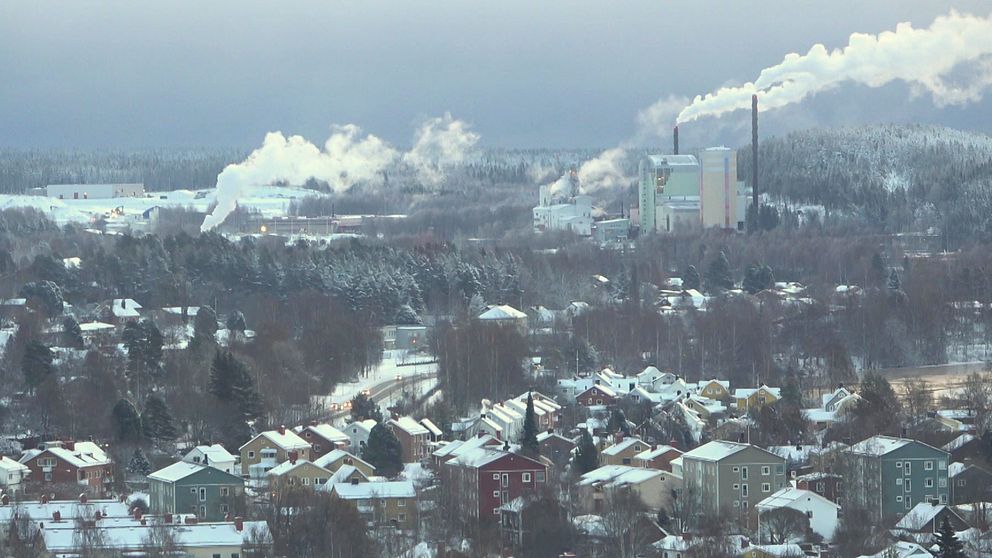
{"left": 750, "top": 94, "right": 759, "bottom": 233}
{"left": 673, "top": 125, "right": 679, "bottom": 155}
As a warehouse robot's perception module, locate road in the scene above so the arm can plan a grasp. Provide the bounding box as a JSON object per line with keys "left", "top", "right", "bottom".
{"left": 324, "top": 371, "right": 438, "bottom": 422}
{"left": 879, "top": 361, "right": 987, "bottom": 398}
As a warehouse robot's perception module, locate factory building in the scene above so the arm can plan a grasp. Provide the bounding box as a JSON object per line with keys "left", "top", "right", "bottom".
{"left": 533, "top": 170, "right": 594, "bottom": 236}
{"left": 699, "top": 147, "right": 748, "bottom": 231}
{"left": 46, "top": 183, "right": 145, "bottom": 200}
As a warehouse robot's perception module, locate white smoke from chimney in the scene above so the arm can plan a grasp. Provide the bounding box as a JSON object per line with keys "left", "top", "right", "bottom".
{"left": 576, "top": 147, "right": 629, "bottom": 194}
{"left": 403, "top": 112, "right": 480, "bottom": 185}
{"left": 635, "top": 94, "right": 690, "bottom": 143}
{"left": 677, "top": 10, "right": 992, "bottom": 124}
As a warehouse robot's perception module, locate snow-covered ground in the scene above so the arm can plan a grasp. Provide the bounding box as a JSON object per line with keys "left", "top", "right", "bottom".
{"left": 313, "top": 350, "right": 438, "bottom": 420}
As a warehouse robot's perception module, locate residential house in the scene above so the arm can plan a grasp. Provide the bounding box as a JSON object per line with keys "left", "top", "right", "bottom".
{"left": 182, "top": 444, "right": 237, "bottom": 475}
{"left": 329, "top": 480, "right": 417, "bottom": 529}
{"left": 442, "top": 448, "right": 547, "bottom": 521}
{"left": 942, "top": 433, "right": 984, "bottom": 464}
{"left": 845, "top": 435, "right": 950, "bottom": 521}
{"left": 601, "top": 436, "right": 650, "bottom": 466}
{"left": 328, "top": 464, "right": 368, "bottom": 485}
{"left": 343, "top": 419, "right": 377, "bottom": 452}
{"left": 387, "top": 416, "right": 431, "bottom": 463}
{"left": 892, "top": 502, "right": 969, "bottom": 536}
{"left": 680, "top": 441, "right": 788, "bottom": 524}
{"left": 685, "top": 395, "right": 727, "bottom": 420}
{"left": 637, "top": 366, "right": 677, "bottom": 390}
{"left": 633, "top": 445, "right": 683, "bottom": 472}
{"left": 694, "top": 379, "right": 732, "bottom": 401}
{"left": 238, "top": 426, "right": 311, "bottom": 477}
{"left": 576, "top": 384, "right": 618, "bottom": 407}
{"left": 577, "top": 465, "right": 679, "bottom": 513}
{"left": 949, "top": 463, "right": 992, "bottom": 505}
{"left": 733, "top": 385, "right": 782, "bottom": 412}
{"left": 40, "top": 515, "right": 270, "bottom": 558}
{"left": 106, "top": 298, "right": 142, "bottom": 324}
{"left": 432, "top": 433, "right": 502, "bottom": 468}
{"left": 298, "top": 422, "right": 350, "bottom": 461}
{"left": 313, "top": 449, "right": 376, "bottom": 478}
{"left": 860, "top": 541, "right": 934, "bottom": 558}
{"left": 267, "top": 459, "right": 333, "bottom": 489}
{"left": 147, "top": 462, "right": 245, "bottom": 521}
{"left": 741, "top": 544, "right": 806, "bottom": 558}
{"left": 936, "top": 410, "right": 977, "bottom": 432}
{"left": 537, "top": 431, "right": 576, "bottom": 469}
{"left": 756, "top": 487, "right": 840, "bottom": 542}
{"left": 795, "top": 472, "right": 844, "bottom": 504}
{"left": 420, "top": 418, "right": 444, "bottom": 443}
{"left": 19, "top": 441, "right": 113, "bottom": 496}
{"left": 0, "top": 456, "right": 30, "bottom": 493}
{"left": 477, "top": 305, "right": 528, "bottom": 333}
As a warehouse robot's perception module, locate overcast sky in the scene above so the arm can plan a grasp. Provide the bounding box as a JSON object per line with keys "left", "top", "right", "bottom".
{"left": 2, "top": 1, "right": 990, "bottom": 149}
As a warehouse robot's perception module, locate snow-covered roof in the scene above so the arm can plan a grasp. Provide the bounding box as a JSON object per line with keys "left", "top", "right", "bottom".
{"left": 745, "top": 544, "right": 805, "bottom": 557}
{"left": 245, "top": 429, "right": 309, "bottom": 451}
{"left": 681, "top": 440, "right": 750, "bottom": 462}
{"left": 41, "top": 519, "right": 270, "bottom": 553}
{"left": 601, "top": 437, "right": 646, "bottom": 456}
{"left": 894, "top": 502, "right": 955, "bottom": 531}
{"left": 579, "top": 383, "right": 617, "bottom": 398}
{"left": 390, "top": 416, "right": 430, "bottom": 436}
{"left": 110, "top": 299, "right": 142, "bottom": 318}
{"left": 267, "top": 459, "right": 325, "bottom": 477}
{"left": 148, "top": 462, "right": 212, "bottom": 483}
{"left": 0, "top": 455, "right": 29, "bottom": 473}
{"left": 78, "top": 321, "right": 115, "bottom": 332}
{"left": 943, "top": 433, "right": 976, "bottom": 452}
{"left": 756, "top": 487, "right": 838, "bottom": 511}
{"left": 313, "top": 449, "right": 374, "bottom": 472}
{"left": 185, "top": 444, "right": 236, "bottom": 464}
{"left": 633, "top": 445, "right": 679, "bottom": 462}
{"left": 305, "top": 423, "right": 349, "bottom": 443}
{"left": 0, "top": 499, "right": 131, "bottom": 524}
{"left": 477, "top": 305, "right": 527, "bottom": 321}
{"left": 848, "top": 435, "right": 913, "bottom": 456}
{"left": 420, "top": 418, "right": 443, "bottom": 437}
{"left": 768, "top": 445, "right": 818, "bottom": 463}
{"left": 327, "top": 464, "right": 366, "bottom": 484}
{"left": 345, "top": 419, "right": 377, "bottom": 434}
{"left": 572, "top": 514, "right": 607, "bottom": 537}
{"left": 948, "top": 462, "right": 966, "bottom": 478}
{"left": 433, "top": 434, "right": 499, "bottom": 460}
{"left": 331, "top": 480, "right": 416, "bottom": 499}
{"left": 733, "top": 385, "right": 782, "bottom": 399}
{"left": 861, "top": 541, "right": 933, "bottom": 558}
{"left": 161, "top": 306, "right": 200, "bottom": 316}
{"left": 21, "top": 441, "right": 111, "bottom": 469}
{"left": 578, "top": 465, "right": 661, "bottom": 488}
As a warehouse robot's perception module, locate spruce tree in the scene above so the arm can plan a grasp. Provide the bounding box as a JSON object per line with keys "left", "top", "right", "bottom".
{"left": 209, "top": 351, "right": 264, "bottom": 420}
{"left": 682, "top": 265, "right": 701, "bottom": 291}
{"left": 192, "top": 305, "right": 219, "bottom": 348}
{"left": 112, "top": 399, "right": 144, "bottom": 444}
{"left": 362, "top": 424, "right": 403, "bottom": 477}
{"left": 705, "top": 250, "right": 734, "bottom": 292}
{"left": 22, "top": 341, "right": 54, "bottom": 393}
{"left": 350, "top": 393, "right": 383, "bottom": 423}
{"left": 933, "top": 516, "right": 966, "bottom": 558}
{"left": 574, "top": 430, "right": 599, "bottom": 475}
{"left": 226, "top": 310, "right": 247, "bottom": 334}
{"left": 888, "top": 268, "right": 902, "bottom": 291}
{"left": 142, "top": 395, "right": 178, "bottom": 442}
{"left": 128, "top": 447, "right": 152, "bottom": 476}
{"left": 520, "top": 392, "right": 540, "bottom": 458}
{"left": 63, "top": 316, "right": 84, "bottom": 349}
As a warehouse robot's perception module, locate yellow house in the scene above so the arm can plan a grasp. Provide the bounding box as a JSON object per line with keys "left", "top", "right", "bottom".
{"left": 266, "top": 459, "right": 333, "bottom": 489}
{"left": 734, "top": 385, "right": 782, "bottom": 412}
{"left": 696, "top": 379, "right": 731, "bottom": 401}
{"left": 601, "top": 437, "right": 650, "bottom": 466}
{"left": 239, "top": 427, "right": 311, "bottom": 477}
{"left": 313, "top": 448, "right": 376, "bottom": 478}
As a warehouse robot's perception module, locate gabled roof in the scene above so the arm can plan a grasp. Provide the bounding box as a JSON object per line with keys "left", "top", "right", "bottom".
{"left": 266, "top": 459, "right": 327, "bottom": 477}
{"left": 477, "top": 305, "right": 527, "bottom": 321}
{"left": 433, "top": 434, "right": 500, "bottom": 459}
{"left": 327, "top": 464, "right": 367, "bottom": 484}
{"left": 242, "top": 429, "right": 309, "bottom": 452}
{"left": 633, "top": 445, "right": 680, "bottom": 462}
{"left": 331, "top": 480, "right": 416, "bottom": 499}
{"left": 304, "top": 423, "right": 350, "bottom": 443}
{"left": 578, "top": 383, "right": 617, "bottom": 398}
{"left": 578, "top": 465, "right": 662, "bottom": 487}
{"left": 756, "top": 487, "right": 838, "bottom": 511}
{"left": 681, "top": 440, "right": 751, "bottom": 462}
{"left": 848, "top": 435, "right": 944, "bottom": 457}
{"left": 942, "top": 433, "right": 977, "bottom": 452}
{"left": 184, "top": 444, "right": 236, "bottom": 463}
{"left": 420, "top": 418, "right": 443, "bottom": 437}
{"left": 21, "top": 441, "right": 111, "bottom": 469}
{"left": 0, "top": 456, "right": 29, "bottom": 473}
{"left": 733, "top": 385, "right": 782, "bottom": 399}
{"left": 149, "top": 462, "right": 222, "bottom": 483}
{"left": 894, "top": 502, "right": 962, "bottom": 532}
{"left": 861, "top": 541, "right": 933, "bottom": 558}
{"left": 389, "top": 416, "right": 430, "bottom": 436}
{"left": 601, "top": 437, "right": 646, "bottom": 456}
{"left": 313, "top": 449, "right": 374, "bottom": 472}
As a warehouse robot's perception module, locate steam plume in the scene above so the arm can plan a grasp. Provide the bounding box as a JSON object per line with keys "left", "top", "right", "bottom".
{"left": 403, "top": 112, "right": 480, "bottom": 184}
{"left": 677, "top": 10, "right": 992, "bottom": 124}
{"left": 576, "top": 148, "right": 628, "bottom": 194}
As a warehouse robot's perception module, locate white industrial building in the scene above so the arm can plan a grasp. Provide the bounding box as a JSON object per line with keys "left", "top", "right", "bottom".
{"left": 46, "top": 183, "right": 145, "bottom": 200}
{"left": 533, "top": 171, "right": 594, "bottom": 236}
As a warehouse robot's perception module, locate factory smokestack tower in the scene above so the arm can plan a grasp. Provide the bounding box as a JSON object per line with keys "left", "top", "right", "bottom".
{"left": 673, "top": 125, "right": 679, "bottom": 155}
{"left": 750, "top": 94, "right": 759, "bottom": 233}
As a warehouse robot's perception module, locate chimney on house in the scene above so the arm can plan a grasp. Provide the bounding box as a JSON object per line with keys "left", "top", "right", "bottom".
{"left": 673, "top": 125, "right": 679, "bottom": 155}
{"left": 289, "top": 450, "right": 298, "bottom": 465}
{"left": 547, "top": 428, "right": 554, "bottom": 435}
{"left": 133, "top": 509, "right": 142, "bottom": 521}
{"left": 165, "top": 513, "right": 173, "bottom": 524}
{"left": 94, "top": 510, "right": 101, "bottom": 521}
{"left": 118, "top": 494, "right": 126, "bottom": 503}
{"left": 140, "top": 518, "right": 147, "bottom": 526}
{"left": 615, "top": 432, "right": 624, "bottom": 444}
{"left": 52, "top": 511, "right": 61, "bottom": 522}
{"left": 79, "top": 493, "right": 87, "bottom": 504}
{"left": 65, "top": 440, "right": 75, "bottom": 452}
{"left": 309, "top": 420, "right": 318, "bottom": 427}
{"left": 277, "top": 425, "right": 286, "bottom": 435}
{"left": 234, "top": 517, "right": 244, "bottom": 532}
{"left": 41, "top": 494, "right": 49, "bottom": 504}
{"left": 0, "top": 494, "right": 8, "bottom": 505}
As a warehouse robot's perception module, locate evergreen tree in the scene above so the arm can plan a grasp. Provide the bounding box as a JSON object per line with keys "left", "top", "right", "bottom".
{"left": 226, "top": 310, "right": 247, "bottom": 334}
{"left": 888, "top": 268, "right": 902, "bottom": 291}
{"left": 63, "top": 316, "right": 84, "bottom": 349}
{"left": 350, "top": 393, "right": 383, "bottom": 423}
{"left": 682, "top": 265, "right": 701, "bottom": 291}
{"left": 193, "top": 305, "right": 219, "bottom": 347}
{"left": 112, "top": 399, "right": 144, "bottom": 444}
{"left": 362, "top": 424, "right": 403, "bottom": 477}
{"left": 705, "top": 251, "right": 734, "bottom": 292}
{"left": 142, "top": 395, "right": 178, "bottom": 442}
{"left": 520, "top": 392, "right": 540, "bottom": 458}
{"left": 209, "top": 352, "right": 264, "bottom": 420}
{"left": 127, "top": 447, "right": 151, "bottom": 476}
{"left": 574, "top": 429, "right": 599, "bottom": 475}
{"left": 870, "top": 253, "right": 887, "bottom": 287}
{"left": 607, "top": 408, "right": 631, "bottom": 436}
{"left": 933, "top": 516, "right": 966, "bottom": 558}
{"left": 19, "top": 280, "right": 64, "bottom": 318}
{"left": 22, "top": 341, "right": 54, "bottom": 393}
{"left": 742, "top": 264, "right": 763, "bottom": 295}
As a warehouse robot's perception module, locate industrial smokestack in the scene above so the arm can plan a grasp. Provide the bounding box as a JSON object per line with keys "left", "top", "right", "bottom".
{"left": 750, "top": 94, "right": 759, "bottom": 233}
{"left": 673, "top": 125, "right": 679, "bottom": 155}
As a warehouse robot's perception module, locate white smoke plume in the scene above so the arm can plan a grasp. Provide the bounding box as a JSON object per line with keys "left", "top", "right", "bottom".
{"left": 576, "top": 147, "right": 629, "bottom": 194}
{"left": 677, "top": 10, "right": 992, "bottom": 124}
{"left": 634, "top": 94, "right": 690, "bottom": 143}
{"left": 201, "top": 115, "right": 478, "bottom": 231}
{"left": 403, "top": 112, "right": 480, "bottom": 185}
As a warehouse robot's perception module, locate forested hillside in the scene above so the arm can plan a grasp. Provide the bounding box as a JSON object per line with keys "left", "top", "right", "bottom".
{"left": 740, "top": 124, "right": 992, "bottom": 245}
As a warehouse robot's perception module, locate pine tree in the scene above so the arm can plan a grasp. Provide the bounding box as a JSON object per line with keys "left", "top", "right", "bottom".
{"left": 63, "top": 316, "right": 84, "bottom": 349}
{"left": 362, "top": 424, "right": 403, "bottom": 477}
{"left": 112, "top": 399, "right": 144, "bottom": 444}
{"left": 22, "top": 341, "right": 54, "bottom": 393}
{"left": 142, "top": 395, "right": 178, "bottom": 442}
{"left": 127, "top": 447, "right": 152, "bottom": 476}
{"left": 682, "top": 265, "right": 701, "bottom": 291}
{"left": 350, "top": 393, "right": 383, "bottom": 423}
{"left": 933, "top": 516, "right": 966, "bottom": 558}
{"left": 210, "top": 352, "right": 264, "bottom": 420}
{"left": 574, "top": 429, "right": 599, "bottom": 475}
{"left": 520, "top": 392, "right": 540, "bottom": 458}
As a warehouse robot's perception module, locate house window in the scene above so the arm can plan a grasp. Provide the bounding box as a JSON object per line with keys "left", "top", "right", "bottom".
{"left": 806, "top": 511, "right": 812, "bottom": 518}
{"left": 493, "top": 490, "right": 500, "bottom": 498}
{"left": 536, "top": 471, "right": 546, "bottom": 482}
{"left": 896, "top": 496, "right": 902, "bottom": 502}
{"left": 221, "top": 504, "right": 229, "bottom": 513}
{"left": 926, "top": 478, "right": 934, "bottom": 488}
{"left": 905, "top": 480, "right": 912, "bottom": 492}
{"left": 502, "top": 491, "right": 509, "bottom": 501}
{"left": 925, "top": 460, "right": 933, "bottom": 471}
{"left": 896, "top": 478, "right": 902, "bottom": 486}
{"left": 741, "top": 467, "right": 748, "bottom": 480}
{"left": 248, "top": 451, "right": 255, "bottom": 459}
{"left": 940, "top": 494, "right": 947, "bottom": 504}
{"left": 303, "top": 477, "right": 311, "bottom": 485}
{"left": 905, "top": 462, "right": 912, "bottom": 474}
{"left": 200, "top": 505, "right": 206, "bottom": 517}
{"left": 493, "top": 473, "right": 500, "bottom": 481}
{"left": 741, "top": 485, "right": 748, "bottom": 497}
{"left": 733, "top": 500, "right": 739, "bottom": 508}
{"left": 732, "top": 467, "right": 739, "bottom": 472}
{"left": 816, "top": 482, "right": 824, "bottom": 492}
{"left": 398, "top": 513, "right": 406, "bottom": 521}
{"left": 622, "top": 458, "right": 631, "bottom": 465}
{"left": 955, "top": 479, "right": 963, "bottom": 487}
{"left": 522, "top": 473, "right": 531, "bottom": 483}
{"left": 199, "top": 488, "right": 207, "bottom": 502}
{"left": 762, "top": 483, "right": 771, "bottom": 493}
{"left": 733, "top": 484, "right": 740, "bottom": 490}
{"left": 398, "top": 499, "right": 406, "bottom": 507}
{"left": 775, "top": 464, "right": 785, "bottom": 474}
{"left": 44, "top": 472, "right": 51, "bottom": 482}
{"left": 501, "top": 474, "right": 509, "bottom": 487}
{"left": 314, "top": 444, "right": 321, "bottom": 453}
{"left": 905, "top": 498, "right": 912, "bottom": 510}
{"left": 191, "top": 487, "right": 197, "bottom": 494}
{"left": 897, "top": 462, "right": 903, "bottom": 468}
{"left": 939, "top": 460, "right": 947, "bottom": 470}
{"left": 493, "top": 508, "right": 500, "bottom": 516}
{"left": 741, "top": 501, "right": 748, "bottom": 510}
{"left": 761, "top": 466, "right": 770, "bottom": 476}
{"left": 220, "top": 487, "right": 230, "bottom": 497}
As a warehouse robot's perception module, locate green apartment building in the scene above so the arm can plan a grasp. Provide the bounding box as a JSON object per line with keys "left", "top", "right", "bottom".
{"left": 681, "top": 441, "right": 788, "bottom": 525}
{"left": 148, "top": 462, "right": 246, "bottom": 521}
{"left": 845, "top": 436, "right": 949, "bottom": 521}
